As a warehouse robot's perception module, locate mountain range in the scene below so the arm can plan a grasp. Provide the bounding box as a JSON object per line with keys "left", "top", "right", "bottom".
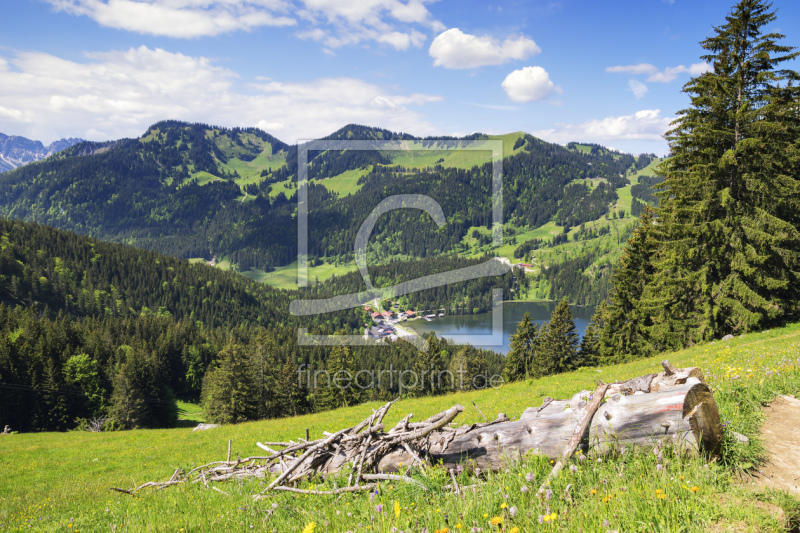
{"left": 0, "top": 133, "right": 84, "bottom": 173}
{"left": 0, "top": 120, "right": 662, "bottom": 305}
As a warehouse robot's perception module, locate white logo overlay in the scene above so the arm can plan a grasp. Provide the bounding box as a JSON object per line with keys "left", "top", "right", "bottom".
{"left": 290, "top": 139, "right": 508, "bottom": 351}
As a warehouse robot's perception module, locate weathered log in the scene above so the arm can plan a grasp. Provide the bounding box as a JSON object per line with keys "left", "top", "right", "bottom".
{"left": 520, "top": 390, "right": 595, "bottom": 421}
{"left": 605, "top": 374, "right": 657, "bottom": 397}
{"left": 538, "top": 382, "right": 609, "bottom": 494}
{"left": 649, "top": 360, "right": 705, "bottom": 392}
{"left": 603, "top": 361, "right": 705, "bottom": 398}
{"left": 426, "top": 396, "right": 598, "bottom": 472}
{"left": 380, "top": 377, "right": 722, "bottom": 473}
{"left": 590, "top": 378, "right": 722, "bottom": 456}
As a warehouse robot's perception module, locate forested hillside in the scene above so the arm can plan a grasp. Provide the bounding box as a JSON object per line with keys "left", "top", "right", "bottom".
{"left": 0, "top": 219, "right": 511, "bottom": 432}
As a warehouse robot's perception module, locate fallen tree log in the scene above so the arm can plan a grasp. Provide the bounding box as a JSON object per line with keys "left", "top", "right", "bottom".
{"left": 537, "top": 382, "right": 610, "bottom": 495}
{"left": 114, "top": 361, "right": 722, "bottom": 497}
{"left": 604, "top": 360, "right": 705, "bottom": 398}
{"left": 591, "top": 378, "right": 722, "bottom": 456}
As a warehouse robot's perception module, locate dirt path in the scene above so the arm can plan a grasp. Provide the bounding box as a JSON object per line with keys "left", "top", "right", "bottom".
{"left": 754, "top": 395, "right": 800, "bottom": 496}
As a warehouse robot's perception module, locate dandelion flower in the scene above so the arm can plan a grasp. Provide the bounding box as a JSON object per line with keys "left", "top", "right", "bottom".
{"left": 500, "top": 503, "right": 507, "bottom": 509}
{"left": 301, "top": 523, "right": 316, "bottom": 533}
{"left": 490, "top": 516, "right": 503, "bottom": 526}
{"left": 394, "top": 501, "right": 401, "bottom": 518}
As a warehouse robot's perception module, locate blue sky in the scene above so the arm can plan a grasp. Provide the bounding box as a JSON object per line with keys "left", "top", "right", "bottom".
{"left": 2, "top": 0, "right": 798, "bottom": 155}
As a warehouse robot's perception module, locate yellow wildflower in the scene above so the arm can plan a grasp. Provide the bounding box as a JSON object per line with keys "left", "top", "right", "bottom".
{"left": 301, "top": 522, "right": 316, "bottom": 533}
{"left": 394, "top": 501, "right": 401, "bottom": 518}
{"left": 490, "top": 516, "right": 503, "bottom": 526}
{"left": 690, "top": 486, "right": 700, "bottom": 493}
{"left": 500, "top": 503, "right": 508, "bottom": 509}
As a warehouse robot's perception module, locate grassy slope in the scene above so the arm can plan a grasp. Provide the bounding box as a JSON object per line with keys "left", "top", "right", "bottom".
{"left": 382, "top": 133, "right": 526, "bottom": 170}
{"left": 312, "top": 167, "right": 370, "bottom": 197}
{"left": 243, "top": 260, "right": 358, "bottom": 290}
{"left": 2, "top": 323, "right": 799, "bottom": 531}
{"left": 267, "top": 179, "right": 296, "bottom": 200}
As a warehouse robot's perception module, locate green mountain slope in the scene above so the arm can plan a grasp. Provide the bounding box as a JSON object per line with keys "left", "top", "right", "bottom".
{"left": 0, "top": 121, "right": 660, "bottom": 304}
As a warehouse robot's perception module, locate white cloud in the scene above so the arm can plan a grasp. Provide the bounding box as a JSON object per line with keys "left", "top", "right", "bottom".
{"left": 606, "top": 62, "right": 711, "bottom": 82}
{"left": 0, "top": 46, "right": 442, "bottom": 144}
{"left": 466, "top": 102, "right": 521, "bottom": 111}
{"left": 628, "top": 79, "right": 648, "bottom": 99}
{"left": 501, "top": 66, "right": 561, "bottom": 102}
{"left": 296, "top": 0, "right": 443, "bottom": 49}
{"left": 429, "top": 28, "right": 540, "bottom": 69}
{"left": 46, "top": 0, "right": 296, "bottom": 38}
{"left": 376, "top": 30, "right": 426, "bottom": 50}
{"left": 605, "top": 63, "right": 658, "bottom": 75}
{"left": 532, "top": 109, "right": 671, "bottom": 144}
{"left": 45, "top": 0, "right": 442, "bottom": 50}
{"left": 645, "top": 62, "right": 711, "bottom": 82}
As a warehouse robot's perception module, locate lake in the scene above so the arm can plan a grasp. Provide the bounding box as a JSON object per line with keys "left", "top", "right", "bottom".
{"left": 409, "top": 301, "right": 595, "bottom": 354}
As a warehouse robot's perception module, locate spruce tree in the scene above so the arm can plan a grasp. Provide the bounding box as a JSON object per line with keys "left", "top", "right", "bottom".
{"left": 274, "top": 359, "right": 307, "bottom": 418}
{"left": 642, "top": 0, "right": 800, "bottom": 347}
{"left": 107, "top": 364, "right": 145, "bottom": 430}
{"left": 578, "top": 301, "right": 605, "bottom": 368}
{"left": 317, "top": 346, "right": 361, "bottom": 409}
{"left": 536, "top": 298, "right": 579, "bottom": 375}
{"left": 503, "top": 312, "right": 538, "bottom": 382}
{"left": 599, "top": 207, "right": 658, "bottom": 360}
{"left": 202, "top": 342, "right": 257, "bottom": 424}
{"left": 448, "top": 347, "right": 470, "bottom": 391}
{"left": 413, "top": 333, "right": 447, "bottom": 396}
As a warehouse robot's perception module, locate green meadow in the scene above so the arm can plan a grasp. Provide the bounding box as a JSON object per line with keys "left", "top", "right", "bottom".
{"left": 2, "top": 322, "right": 799, "bottom": 531}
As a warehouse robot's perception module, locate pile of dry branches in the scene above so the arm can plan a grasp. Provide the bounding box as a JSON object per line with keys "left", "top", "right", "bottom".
{"left": 112, "top": 398, "right": 493, "bottom": 497}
